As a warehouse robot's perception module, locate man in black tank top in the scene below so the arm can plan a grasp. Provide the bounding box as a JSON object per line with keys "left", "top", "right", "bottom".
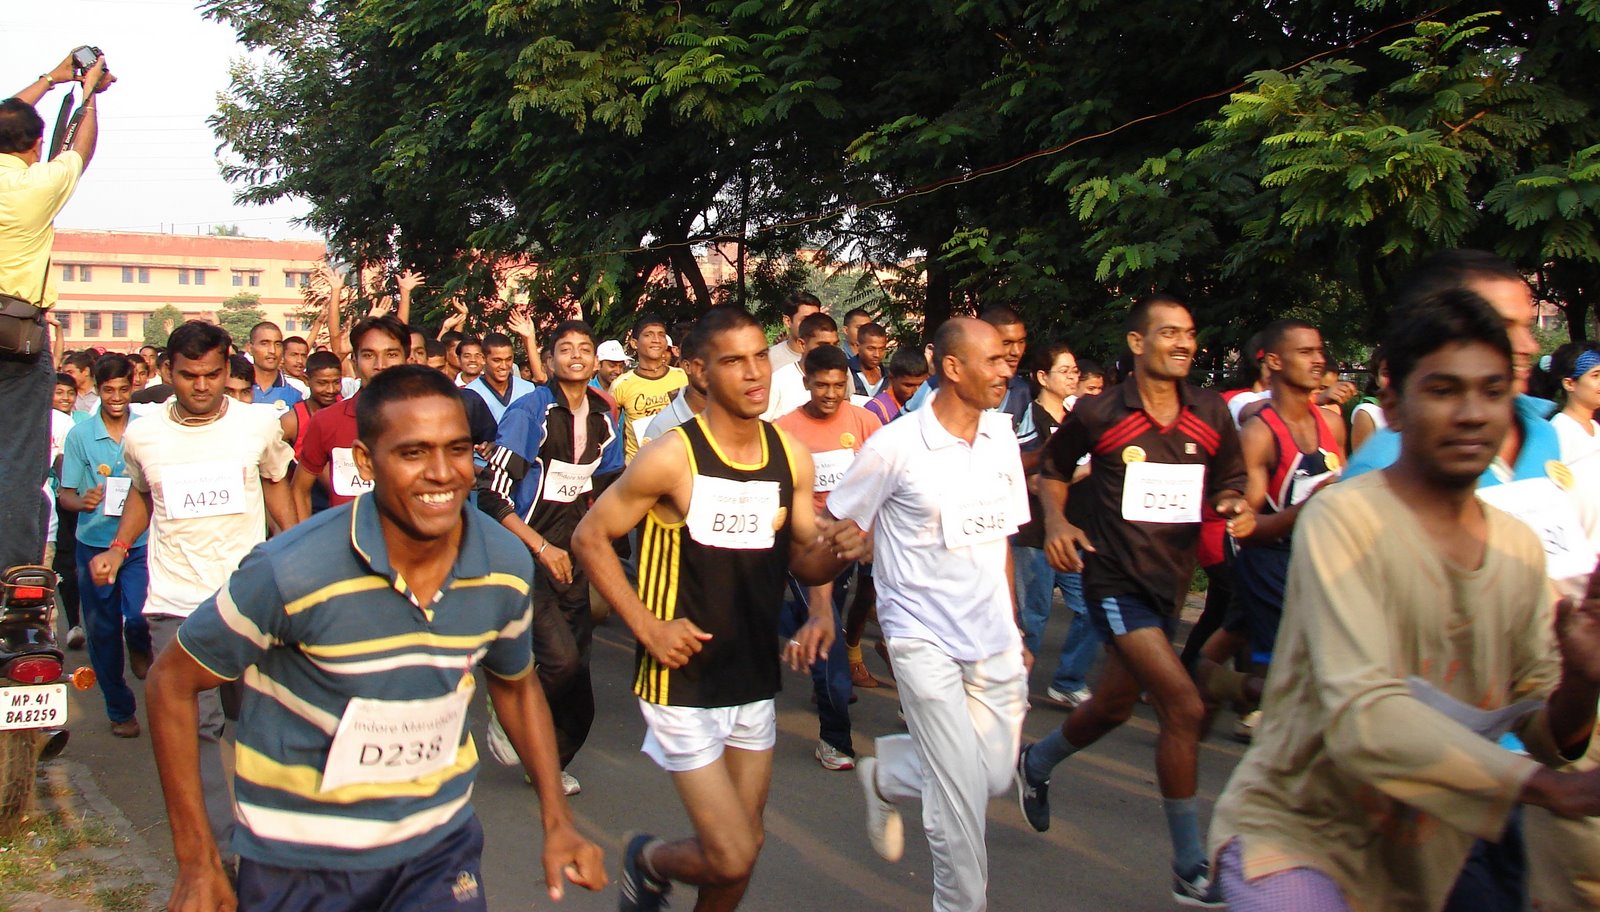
{"left": 572, "top": 306, "right": 866, "bottom": 912}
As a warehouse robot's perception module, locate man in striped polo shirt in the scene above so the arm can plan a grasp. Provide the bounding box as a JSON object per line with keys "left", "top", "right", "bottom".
{"left": 146, "top": 366, "right": 605, "bottom": 911}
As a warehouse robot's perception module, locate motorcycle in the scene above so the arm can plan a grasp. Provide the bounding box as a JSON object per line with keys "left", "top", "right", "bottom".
{"left": 0, "top": 565, "right": 91, "bottom": 834}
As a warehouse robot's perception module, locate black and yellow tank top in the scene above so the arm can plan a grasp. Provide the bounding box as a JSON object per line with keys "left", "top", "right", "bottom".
{"left": 634, "top": 416, "right": 795, "bottom": 707}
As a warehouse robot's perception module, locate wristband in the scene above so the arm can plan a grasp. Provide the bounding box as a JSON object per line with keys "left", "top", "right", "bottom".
{"left": 537, "top": 540, "right": 549, "bottom": 555}
{"left": 109, "top": 540, "right": 130, "bottom": 555}
{"left": 38, "top": 74, "right": 53, "bottom": 86}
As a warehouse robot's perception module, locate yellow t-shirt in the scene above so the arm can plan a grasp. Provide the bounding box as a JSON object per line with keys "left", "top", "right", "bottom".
{"left": 610, "top": 367, "right": 688, "bottom": 461}
{"left": 0, "top": 151, "right": 83, "bottom": 308}
{"left": 1210, "top": 471, "right": 1566, "bottom": 912}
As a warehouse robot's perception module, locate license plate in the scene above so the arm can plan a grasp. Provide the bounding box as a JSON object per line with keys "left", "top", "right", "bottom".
{"left": 0, "top": 685, "right": 67, "bottom": 730}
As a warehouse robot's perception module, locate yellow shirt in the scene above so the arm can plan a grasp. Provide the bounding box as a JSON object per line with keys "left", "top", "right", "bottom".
{"left": 610, "top": 366, "right": 688, "bottom": 461}
{"left": 0, "top": 151, "right": 83, "bottom": 308}
{"left": 1210, "top": 471, "right": 1568, "bottom": 912}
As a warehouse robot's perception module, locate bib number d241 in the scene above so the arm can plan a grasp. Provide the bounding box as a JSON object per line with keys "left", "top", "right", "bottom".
{"left": 1121, "top": 462, "right": 1205, "bottom": 524}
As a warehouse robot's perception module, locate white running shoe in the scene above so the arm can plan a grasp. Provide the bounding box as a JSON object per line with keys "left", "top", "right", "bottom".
{"left": 484, "top": 711, "right": 518, "bottom": 766}
{"left": 815, "top": 741, "right": 856, "bottom": 771}
{"left": 1045, "top": 686, "right": 1091, "bottom": 708}
{"left": 561, "top": 771, "right": 581, "bottom": 796}
{"left": 856, "top": 757, "right": 903, "bottom": 862}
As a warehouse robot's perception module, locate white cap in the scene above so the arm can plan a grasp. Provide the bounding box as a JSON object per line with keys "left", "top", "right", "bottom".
{"left": 597, "top": 340, "right": 631, "bottom": 363}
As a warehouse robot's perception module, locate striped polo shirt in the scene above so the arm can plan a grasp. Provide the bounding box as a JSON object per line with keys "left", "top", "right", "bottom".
{"left": 177, "top": 495, "right": 534, "bottom": 871}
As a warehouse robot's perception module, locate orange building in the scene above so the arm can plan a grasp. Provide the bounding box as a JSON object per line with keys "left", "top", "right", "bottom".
{"left": 50, "top": 230, "right": 328, "bottom": 350}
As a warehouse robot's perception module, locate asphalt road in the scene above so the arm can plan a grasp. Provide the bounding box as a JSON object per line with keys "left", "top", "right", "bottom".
{"left": 50, "top": 598, "right": 1248, "bottom": 911}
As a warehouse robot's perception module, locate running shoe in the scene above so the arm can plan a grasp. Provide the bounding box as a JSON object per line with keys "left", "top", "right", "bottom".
{"left": 856, "top": 757, "right": 903, "bottom": 862}
{"left": 562, "top": 771, "right": 581, "bottom": 796}
{"left": 815, "top": 741, "right": 856, "bottom": 771}
{"left": 1045, "top": 686, "right": 1091, "bottom": 708}
{"left": 484, "top": 711, "right": 518, "bottom": 766}
{"left": 66, "top": 625, "right": 85, "bottom": 650}
{"left": 1172, "top": 865, "right": 1226, "bottom": 908}
{"left": 1232, "top": 709, "right": 1261, "bottom": 744}
{"left": 620, "top": 832, "right": 672, "bottom": 912}
{"left": 1014, "top": 744, "right": 1051, "bottom": 832}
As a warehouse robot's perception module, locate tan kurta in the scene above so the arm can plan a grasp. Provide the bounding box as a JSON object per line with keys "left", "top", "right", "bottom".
{"left": 1210, "top": 471, "right": 1569, "bottom": 912}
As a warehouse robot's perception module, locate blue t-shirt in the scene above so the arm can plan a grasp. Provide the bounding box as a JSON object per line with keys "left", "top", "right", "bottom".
{"left": 59, "top": 412, "right": 148, "bottom": 550}
{"left": 1344, "top": 395, "right": 1561, "bottom": 487}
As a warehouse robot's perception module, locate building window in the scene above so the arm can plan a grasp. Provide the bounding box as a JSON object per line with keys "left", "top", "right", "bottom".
{"left": 79, "top": 265, "right": 90, "bottom": 282}
{"left": 112, "top": 313, "right": 128, "bottom": 338}
{"left": 284, "top": 271, "right": 310, "bottom": 288}
{"left": 283, "top": 317, "right": 296, "bottom": 332}
{"left": 248, "top": 273, "right": 260, "bottom": 287}
{"left": 232, "top": 272, "right": 243, "bottom": 287}
{"left": 194, "top": 269, "right": 205, "bottom": 286}
{"left": 55, "top": 312, "right": 70, "bottom": 333}
{"left": 178, "top": 269, "right": 189, "bottom": 285}
{"left": 83, "top": 312, "right": 101, "bottom": 334}
{"left": 138, "top": 268, "right": 150, "bottom": 284}
{"left": 122, "top": 266, "right": 134, "bottom": 283}
{"left": 61, "top": 265, "right": 73, "bottom": 282}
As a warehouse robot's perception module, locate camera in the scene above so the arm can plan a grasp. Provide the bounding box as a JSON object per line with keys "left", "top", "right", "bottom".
{"left": 70, "top": 46, "right": 102, "bottom": 77}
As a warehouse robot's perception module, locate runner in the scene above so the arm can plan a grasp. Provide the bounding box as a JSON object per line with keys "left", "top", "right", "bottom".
{"left": 1018, "top": 294, "right": 1251, "bottom": 906}
{"left": 88, "top": 320, "right": 296, "bottom": 860}
{"left": 245, "top": 321, "right": 306, "bottom": 411}
{"left": 762, "top": 312, "right": 838, "bottom": 421}
{"left": 828, "top": 317, "right": 1029, "bottom": 912}
{"left": 145, "top": 365, "right": 606, "bottom": 911}
{"left": 848, "top": 321, "right": 888, "bottom": 403}
{"left": 58, "top": 354, "right": 152, "bottom": 737}
{"left": 477, "top": 320, "right": 624, "bottom": 797}
{"left": 839, "top": 307, "right": 871, "bottom": 359}
{"left": 225, "top": 355, "right": 255, "bottom": 405}
{"left": 775, "top": 343, "right": 883, "bottom": 770}
{"left": 1213, "top": 319, "right": 1345, "bottom": 736}
{"left": 289, "top": 315, "right": 409, "bottom": 522}
{"left": 1014, "top": 341, "right": 1103, "bottom": 708}
{"left": 570, "top": 305, "right": 864, "bottom": 912}
{"left": 1210, "top": 284, "right": 1600, "bottom": 912}
{"left": 1551, "top": 341, "right": 1600, "bottom": 463}
{"left": 596, "top": 339, "right": 631, "bottom": 391}
{"left": 610, "top": 315, "right": 687, "bottom": 461}
{"left": 767, "top": 291, "right": 822, "bottom": 372}
{"left": 863, "top": 347, "right": 931, "bottom": 427}
{"left": 466, "top": 332, "right": 537, "bottom": 424}
{"left": 455, "top": 335, "right": 486, "bottom": 388}
{"left": 279, "top": 351, "right": 343, "bottom": 449}
{"left": 281, "top": 335, "right": 309, "bottom": 385}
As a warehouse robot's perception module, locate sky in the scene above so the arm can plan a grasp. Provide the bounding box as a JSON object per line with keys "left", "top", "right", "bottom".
{"left": 3, "top": 0, "right": 317, "bottom": 240}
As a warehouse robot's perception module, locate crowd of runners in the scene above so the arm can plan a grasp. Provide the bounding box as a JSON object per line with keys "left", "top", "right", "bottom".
{"left": 14, "top": 246, "right": 1600, "bottom": 912}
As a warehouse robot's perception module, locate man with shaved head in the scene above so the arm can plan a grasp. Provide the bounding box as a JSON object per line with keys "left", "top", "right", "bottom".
{"left": 828, "top": 317, "right": 1031, "bottom": 912}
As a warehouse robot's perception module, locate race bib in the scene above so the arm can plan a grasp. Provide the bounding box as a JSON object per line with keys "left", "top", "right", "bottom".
{"left": 331, "top": 448, "right": 375, "bottom": 498}
{"left": 686, "top": 475, "right": 781, "bottom": 550}
{"left": 164, "top": 462, "right": 247, "bottom": 520}
{"left": 103, "top": 477, "right": 131, "bottom": 518}
{"left": 631, "top": 414, "right": 656, "bottom": 450}
{"left": 1288, "top": 470, "right": 1335, "bottom": 507}
{"left": 941, "top": 480, "right": 1017, "bottom": 550}
{"left": 319, "top": 685, "right": 472, "bottom": 793}
{"left": 1477, "top": 477, "right": 1597, "bottom": 588}
{"left": 1121, "top": 462, "right": 1204, "bottom": 524}
{"left": 811, "top": 449, "right": 855, "bottom": 494}
{"left": 543, "top": 458, "right": 600, "bottom": 504}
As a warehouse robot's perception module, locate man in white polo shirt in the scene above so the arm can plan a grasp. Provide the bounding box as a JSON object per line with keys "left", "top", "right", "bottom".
{"left": 90, "top": 320, "right": 295, "bottom": 857}
{"left": 826, "top": 317, "right": 1031, "bottom": 912}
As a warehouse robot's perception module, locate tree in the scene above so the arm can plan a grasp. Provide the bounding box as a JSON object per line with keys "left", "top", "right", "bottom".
{"left": 209, "top": 224, "right": 243, "bottom": 237}
{"left": 144, "top": 304, "right": 186, "bottom": 347}
{"left": 201, "top": 0, "right": 1600, "bottom": 363}
{"left": 216, "top": 293, "right": 265, "bottom": 346}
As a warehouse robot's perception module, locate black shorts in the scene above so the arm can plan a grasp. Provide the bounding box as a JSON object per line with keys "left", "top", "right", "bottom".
{"left": 1232, "top": 545, "right": 1291, "bottom": 665}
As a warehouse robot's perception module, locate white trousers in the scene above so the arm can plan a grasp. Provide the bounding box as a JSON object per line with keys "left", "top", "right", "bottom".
{"left": 874, "top": 636, "right": 1027, "bottom": 912}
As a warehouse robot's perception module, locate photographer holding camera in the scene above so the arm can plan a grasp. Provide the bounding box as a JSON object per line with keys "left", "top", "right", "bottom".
{"left": 0, "top": 49, "right": 110, "bottom": 574}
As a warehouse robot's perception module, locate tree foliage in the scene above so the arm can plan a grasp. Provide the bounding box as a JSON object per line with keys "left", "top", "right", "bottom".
{"left": 203, "top": 0, "right": 1600, "bottom": 362}
{"left": 144, "top": 304, "right": 186, "bottom": 347}
{"left": 217, "top": 292, "right": 265, "bottom": 345}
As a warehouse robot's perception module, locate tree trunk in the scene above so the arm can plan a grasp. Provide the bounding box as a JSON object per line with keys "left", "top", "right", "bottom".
{"left": 909, "top": 205, "right": 959, "bottom": 343}
{"left": 670, "top": 244, "right": 714, "bottom": 311}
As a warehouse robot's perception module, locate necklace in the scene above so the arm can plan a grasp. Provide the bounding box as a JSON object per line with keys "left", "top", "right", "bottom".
{"left": 170, "top": 397, "right": 228, "bottom": 427}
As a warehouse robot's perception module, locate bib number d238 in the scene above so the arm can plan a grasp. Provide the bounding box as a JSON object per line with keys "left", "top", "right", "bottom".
{"left": 686, "top": 475, "right": 781, "bottom": 550}
{"left": 1121, "top": 462, "right": 1205, "bottom": 524}
{"left": 319, "top": 687, "right": 472, "bottom": 793}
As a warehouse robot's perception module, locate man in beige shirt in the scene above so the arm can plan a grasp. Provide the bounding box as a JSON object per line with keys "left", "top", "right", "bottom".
{"left": 1210, "top": 281, "right": 1600, "bottom": 910}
